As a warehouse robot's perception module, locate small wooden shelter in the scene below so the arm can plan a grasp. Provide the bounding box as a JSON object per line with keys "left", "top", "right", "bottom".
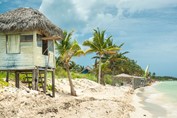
{"left": 0, "top": 8, "right": 63, "bottom": 97}
{"left": 112, "top": 73, "right": 145, "bottom": 89}
{"left": 81, "top": 66, "right": 92, "bottom": 74}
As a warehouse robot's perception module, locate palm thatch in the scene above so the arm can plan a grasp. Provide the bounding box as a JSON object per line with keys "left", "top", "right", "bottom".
{"left": 0, "top": 8, "right": 63, "bottom": 37}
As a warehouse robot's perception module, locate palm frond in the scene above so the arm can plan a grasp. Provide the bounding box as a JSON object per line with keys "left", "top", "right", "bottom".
{"left": 119, "top": 43, "right": 125, "bottom": 48}
{"left": 84, "top": 48, "right": 96, "bottom": 54}
{"left": 74, "top": 50, "right": 85, "bottom": 56}
{"left": 83, "top": 40, "right": 99, "bottom": 51}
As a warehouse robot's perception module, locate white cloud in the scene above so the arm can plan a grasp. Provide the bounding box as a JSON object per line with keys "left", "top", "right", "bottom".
{"left": 71, "top": 0, "right": 96, "bottom": 21}
{"left": 39, "top": 0, "right": 177, "bottom": 32}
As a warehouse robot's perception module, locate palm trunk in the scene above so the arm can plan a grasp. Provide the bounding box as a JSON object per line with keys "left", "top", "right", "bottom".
{"left": 98, "top": 55, "right": 102, "bottom": 84}
{"left": 100, "top": 72, "right": 105, "bottom": 85}
{"left": 65, "top": 64, "right": 77, "bottom": 96}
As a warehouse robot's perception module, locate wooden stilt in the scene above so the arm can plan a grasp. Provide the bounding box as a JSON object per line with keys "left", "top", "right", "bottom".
{"left": 44, "top": 67, "right": 47, "bottom": 93}
{"left": 39, "top": 72, "right": 44, "bottom": 89}
{"left": 15, "top": 71, "right": 19, "bottom": 88}
{"left": 35, "top": 67, "right": 39, "bottom": 90}
{"left": 32, "top": 69, "right": 35, "bottom": 90}
{"left": 52, "top": 69, "right": 55, "bottom": 97}
{"left": 132, "top": 78, "right": 135, "bottom": 89}
{"left": 26, "top": 74, "right": 30, "bottom": 88}
{"left": 6, "top": 71, "right": 9, "bottom": 82}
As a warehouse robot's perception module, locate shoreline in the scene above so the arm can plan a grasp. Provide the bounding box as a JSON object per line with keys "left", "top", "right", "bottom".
{"left": 130, "top": 87, "right": 153, "bottom": 118}
{"left": 130, "top": 81, "right": 177, "bottom": 118}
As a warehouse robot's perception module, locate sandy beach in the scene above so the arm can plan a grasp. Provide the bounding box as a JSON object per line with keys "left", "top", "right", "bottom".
{"left": 0, "top": 79, "right": 139, "bottom": 118}
{"left": 0, "top": 78, "right": 161, "bottom": 118}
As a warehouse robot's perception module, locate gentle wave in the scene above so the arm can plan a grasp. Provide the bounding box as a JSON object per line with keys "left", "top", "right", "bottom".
{"left": 140, "top": 81, "right": 177, "bottom": 118}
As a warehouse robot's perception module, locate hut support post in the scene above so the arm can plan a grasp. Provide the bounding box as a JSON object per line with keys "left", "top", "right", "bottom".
{"left": 6, "top": 71, "right": 9, "bottom": 82}
{"left": 52, "top": 69, "right": 55, "bottom": 97}
{"left": 32, "top": 69, "right": 36, "bottom": 90}
{"left": 35, "top": 68, "right": 39, "bottom": 90}
{"left": 44, "top": 67, "right": 47, "bottom": 94}
{"left": 15, "top": 71, "right": 19, "bottom": 88}
{"left": 132, "top": 78, "right": 135, "bottom": 89}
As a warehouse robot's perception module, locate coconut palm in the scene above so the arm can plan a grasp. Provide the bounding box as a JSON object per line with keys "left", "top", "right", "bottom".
{"left": 55, "top": 31, "right": 84, "bottom": 96}
{"left": 108, "top": 51, "right": 129, "bottom": 75}
{"left": 83, "top": 28, "right": 120, "bottom": 84}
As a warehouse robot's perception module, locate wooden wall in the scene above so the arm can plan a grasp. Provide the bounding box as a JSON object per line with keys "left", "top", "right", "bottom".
{"left": 0, "top": 33, "right": 34, "bottom": 70}
{"left": 0, "top": 31, "right": 55, "bottom": 70}
{"left": 33, "top": 31, "right": 55, "bottom": 68}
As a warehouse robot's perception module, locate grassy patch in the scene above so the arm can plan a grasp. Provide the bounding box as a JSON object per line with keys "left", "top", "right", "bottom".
{"left": 71, "top": 72, "right": 97, "bottom": 82}
{"left": 0, "top": 72, "right": 6, "bottom": 79}
{"left": 0, "top": 78, "right": 9, "bottom": 87}
{"left": 104, "top": 74, "right": 113, "bottom": 85}
{"left": 55, "top": 67, "right": 67, "bottom": 78}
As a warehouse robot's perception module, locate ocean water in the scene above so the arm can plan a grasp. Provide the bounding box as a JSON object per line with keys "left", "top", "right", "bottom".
{"left": 139, "top": 81, "right": 177, "bottom": 118}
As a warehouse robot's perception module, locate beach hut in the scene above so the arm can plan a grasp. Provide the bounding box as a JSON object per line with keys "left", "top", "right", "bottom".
{"left": 0, "top": 8, "right": 63, "bottom": 97}
{"left": 81, "top": 66, "right": 92, "bottom": 74}
{"left": 112, "top": 73, "right": 145, "bottom": 89}
{"left": 112, "top": 73, "right": 133, "bottom": 86}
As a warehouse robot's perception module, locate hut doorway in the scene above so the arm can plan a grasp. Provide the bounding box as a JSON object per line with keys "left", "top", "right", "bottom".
{"left": 42, "top": 40, "right": 48, "bottom": 55}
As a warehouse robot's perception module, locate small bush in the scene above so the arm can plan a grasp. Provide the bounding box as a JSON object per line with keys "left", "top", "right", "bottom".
{"left": 0, "top": 78, "right": 9, "bottom": 87}
{"left": 104, "top": 74, "right": 113, "bottom": 85}
{"left": 71, "top": 72, "right": 97, "bottom": 82}
{"left": 55, "top": 67, "right": 67, "bottom": 78}
{"left": 0, "top": 72, "right": 6, "bottom": 79}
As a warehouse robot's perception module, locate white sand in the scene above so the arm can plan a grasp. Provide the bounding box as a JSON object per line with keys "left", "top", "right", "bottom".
{"left": 0, "top": 79, "right": 135, "bottom": 118}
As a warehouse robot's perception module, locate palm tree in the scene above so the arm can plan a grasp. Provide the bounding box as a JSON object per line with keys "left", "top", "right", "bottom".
{"left": 55, "top": 31, "right": 84, "bottom": 96}
{"left": 108, "top": 51, "right": 129, "bottom": 75}
{"left": 83, "top": 28, "right": 120, "bottom": 84}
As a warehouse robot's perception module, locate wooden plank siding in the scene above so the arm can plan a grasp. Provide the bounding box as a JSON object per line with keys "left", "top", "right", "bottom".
{"left": 0, "top": 31, "right": 55, "bottom": 70}
{"left": 0, "top": 33, "right": 34, "bottom": 70}
{"left": 33, "top": 31, "right": 55, "bottom": 68}
{"left": 34, "top": 49, "right": 55, "bottom": 68}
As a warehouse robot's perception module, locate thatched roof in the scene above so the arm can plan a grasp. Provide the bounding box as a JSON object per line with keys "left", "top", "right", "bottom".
{"left": 114, "top": 73, "right": 133, "bottom": 78}
{"left": 114, "top": 73, "right": 144, "bottom": 80}
{"left": 0, "top": 8, "right": 63, "bottom": 38}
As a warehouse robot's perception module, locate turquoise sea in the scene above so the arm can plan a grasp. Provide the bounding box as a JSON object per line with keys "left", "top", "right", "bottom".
{"left": 138, "top": 81, "right": 177, "bottom": 118}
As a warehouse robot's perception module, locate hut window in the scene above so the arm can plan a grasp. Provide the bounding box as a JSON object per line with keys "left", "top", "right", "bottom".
{"left": 37, "top": 34, "right": 42, "bottom": 47}
{"left": 48, "top": 41, "right": 54, "bottom": 52}
{"left": 42, "top": 40, "right": 48, "bottom": 55}
{"left": 6, "top": 35, "right": 20, "bottom": 54}
{"left": 20, "top": 35, "right": 33, "bottom": 42}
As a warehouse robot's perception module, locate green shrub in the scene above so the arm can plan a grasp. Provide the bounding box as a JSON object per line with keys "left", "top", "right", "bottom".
{"left": 71, "top": 72, "right": 97, "bottom": 82}
{"left": 0, "top": 77, "right": 9, "bottom": 87}
{"left": 0, "top": 81, "right": 9, "bottom": 87}
{"left": 55, "top": 66, "right": 98, "bottom": 83}
{"left": 47, "top": 84, "right": 52, "bottom": 91}
{"left": 55, "top": 67, "right": 67, "bottom": 78}
{"left": 104, "top": 75, "right": 113, "bottom": 85}
{"left": 0, "top": 72, "right": 6, "bottom": 79}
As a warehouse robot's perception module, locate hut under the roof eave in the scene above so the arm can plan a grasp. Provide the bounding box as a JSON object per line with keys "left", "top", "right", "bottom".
{"left": 0, "top": 8, "right": 63, "bottom": 97}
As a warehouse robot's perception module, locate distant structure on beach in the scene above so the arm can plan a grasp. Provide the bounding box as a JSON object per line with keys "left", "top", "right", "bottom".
{"left": 0, "top": 8, "right": 63, "bottom": 97}
{"left": 112, "top": 73, "right": 146, "bottom": 89}
{"left": 81, "top": 66, "right": 92, "bottom": 74}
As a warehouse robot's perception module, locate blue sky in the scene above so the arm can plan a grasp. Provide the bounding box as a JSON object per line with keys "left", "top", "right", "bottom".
{"left": 1, "top": 0, "right": 177, "bottom": 77}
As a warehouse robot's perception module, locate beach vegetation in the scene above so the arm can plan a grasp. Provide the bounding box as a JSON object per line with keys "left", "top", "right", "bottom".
{"left": 83, "top": 28, "right": 120, "bottom": 84}
{"left": 55, "top": 30, "right": 84, "bottom": 96}
{"left": 153, "top": 76, "right": 177, "bottom": 81}
{"left": 0, "top": 72, "right": 9, "bottom": 87}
